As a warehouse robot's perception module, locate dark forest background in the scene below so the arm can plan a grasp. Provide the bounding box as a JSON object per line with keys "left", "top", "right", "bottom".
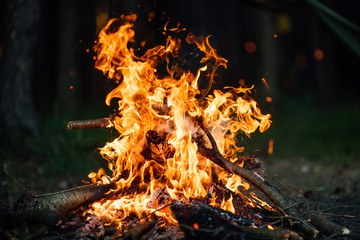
{"left": 1, "top": 0, "right": 360, "bottom": 185}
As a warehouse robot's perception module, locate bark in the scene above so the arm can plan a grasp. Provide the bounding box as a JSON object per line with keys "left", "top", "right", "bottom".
{"left": 16, "top": 182, "right": 115, "bottom": 225}
{"left": 304, "top": 212, "right": 350, "bottom": 237}
{"left": 67, "top": 117, "right": 114, "bottom": 129}
{"left": 0, "top": 0, "right": 41, "bottom": 137}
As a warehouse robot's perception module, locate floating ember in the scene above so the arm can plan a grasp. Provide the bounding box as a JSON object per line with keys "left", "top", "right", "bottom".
{"left": 84, "top": 14, "right": 272, "bottom": 229}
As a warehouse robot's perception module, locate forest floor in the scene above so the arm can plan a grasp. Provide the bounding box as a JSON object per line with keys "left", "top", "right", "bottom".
{"left": 266, "top": 158, "right": 360, "bottom": 239}
{"left": 0, "top": 155, "right": 359, "bottom": 239}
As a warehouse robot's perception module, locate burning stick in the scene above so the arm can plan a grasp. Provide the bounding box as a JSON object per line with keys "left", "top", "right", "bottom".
{"left": 67, "top": 117, "right": 114, "bottom": 129}
{"left": 193, "top": 116, "right": 320, "bottom": 237}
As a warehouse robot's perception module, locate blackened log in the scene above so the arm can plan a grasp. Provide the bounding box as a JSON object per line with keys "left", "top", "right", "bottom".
{"left": 192, "top": 200, "right": 259, "bottom": 227}
{"left": 122, "top": 221, "right": 157, "bottom": 240}
{"left": 236, "top": 155, "right": 262, "bottom": 170}
{"left": 16, "top": 183, "right": 115, "bottom": 225}
{"left": 171, "top": 202, "right": 300, "bottom": 240}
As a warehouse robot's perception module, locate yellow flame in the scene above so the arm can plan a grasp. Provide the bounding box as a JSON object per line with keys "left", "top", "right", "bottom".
{"left": 89, "top": 16, "right": 272, "bottom": 227}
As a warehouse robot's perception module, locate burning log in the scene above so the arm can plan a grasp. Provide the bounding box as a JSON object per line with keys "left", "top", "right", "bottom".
{"left": 210, "top": 178, "right": 278, "bottom": 221}
{"left": 122, "top": 220, "right": 158, "bottom": 240}
{"left": 171, "top": 201, "right": 300, "bottom": 240}
{"left": 16, "top": 182, "right": 115, "bottom": 225}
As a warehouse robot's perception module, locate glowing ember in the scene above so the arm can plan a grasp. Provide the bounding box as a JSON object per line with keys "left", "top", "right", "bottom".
{"left": 87, "top": 15, "right": 271, "bottom": 228}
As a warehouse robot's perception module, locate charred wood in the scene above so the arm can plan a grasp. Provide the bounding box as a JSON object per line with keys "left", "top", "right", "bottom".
{"left": 121, "top": 221, "right": 157, "bottom": 240}
{"left": 192, "top": 200, "right": 259, "bottom": 227}
{"left": 235, "top": 155, "right": 262, "bottom": 170}
{"left": 171, "top": 201, "right": 300, "bottom": 240}
{"left": 211, "top": 179, "right": 280, "bottom": 222}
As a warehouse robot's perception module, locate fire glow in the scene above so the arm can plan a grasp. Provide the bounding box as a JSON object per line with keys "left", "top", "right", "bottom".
{"left": 87, "top": 15, "right": 272, "bottom": 228}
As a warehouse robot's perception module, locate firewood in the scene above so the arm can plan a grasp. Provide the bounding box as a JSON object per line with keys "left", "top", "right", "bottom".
{"left": 194, "top": 116, "right": 350, "bottom": 238}
{"left": 16, "top": 182, "right": 115, "bottom": 225}
{"left": 194, "top": 116, "right": 319, "bottom": 238}
{"left": 171, "top": 201, "right": 300, "bottom": 240}
{"left": 65, "top": 116, "right": 349, "bottom": 238}
{"left": 67, "top": 117, "right": 114, "bottom": 129}
{"left": 304, "top": 212, "right": 350, "bottom": 237}
{"left": 192, "top": 199, "right": 260, "bottom": 227}
{"left": 122, "top": 221, "right": 157, "bottom": 240}
{"left": 211, "top": 178, "right": 279, "bottom": 221}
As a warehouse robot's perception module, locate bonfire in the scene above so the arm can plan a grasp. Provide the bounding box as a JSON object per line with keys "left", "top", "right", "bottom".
{"left": 14, "top": 14, "right": 349, "bottom": 240}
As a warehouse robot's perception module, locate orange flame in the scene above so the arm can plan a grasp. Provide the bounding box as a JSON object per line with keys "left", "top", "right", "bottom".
{"left": 89, "top": 15, "right": 271, "bottom": 227}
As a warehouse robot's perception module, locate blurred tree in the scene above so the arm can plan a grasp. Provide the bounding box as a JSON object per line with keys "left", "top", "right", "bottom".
{"left": 54, "top": 0, "right": 81, "bottom": 116}
{"left": 0, "top": 0, "right": 41, "bottom": 137}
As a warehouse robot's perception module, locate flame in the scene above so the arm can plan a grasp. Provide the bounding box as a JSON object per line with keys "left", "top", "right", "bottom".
{"left": 89, "top": 16, "right": 271, "bottom": 228}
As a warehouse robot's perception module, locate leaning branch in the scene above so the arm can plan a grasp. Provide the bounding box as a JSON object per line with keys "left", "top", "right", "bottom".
{"left": 193, "top": 117, "right": 319, "bottom": 238}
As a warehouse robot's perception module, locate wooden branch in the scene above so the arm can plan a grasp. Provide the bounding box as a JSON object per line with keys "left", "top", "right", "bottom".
{"left": 122, "top": 221, "right": 157, "bottom": 240}
{"left": 67, "top": 117, "right": 114, "bottom": 129}
{"left": 16, "top": 183, "right": 115, "bottom": 225}
{"left": 171, "top": 201, "right": 300, "bottom": 240}
{"left": 211, "top": 178, "right": 280, "bottom": 222}
{"left": 304, "top": 212, "right": 350, "bottom": 237}
{"left": 194, "top": 117, "right": 319, "bottom": 238}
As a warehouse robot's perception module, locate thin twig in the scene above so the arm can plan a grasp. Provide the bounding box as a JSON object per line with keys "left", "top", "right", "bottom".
{"left": 3, "top": 163, "right": 35, "bottom": 197}
{"left": 265, "top": 175, "right": 310, "bottom": 212}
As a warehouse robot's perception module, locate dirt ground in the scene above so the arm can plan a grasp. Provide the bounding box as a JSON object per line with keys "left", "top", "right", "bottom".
{"left": 0, "top": 157, "right": 359, "bottom": 239}
{"left": 265, "top": 158, "right": 360, "bottom": 239}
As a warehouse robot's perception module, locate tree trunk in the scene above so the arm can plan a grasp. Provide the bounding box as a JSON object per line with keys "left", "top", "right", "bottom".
{"left": 0, "top": 0, "right": 41, "bottom": 137}
{"left": 55, "top": 0, "right": 81, "bottom": 116}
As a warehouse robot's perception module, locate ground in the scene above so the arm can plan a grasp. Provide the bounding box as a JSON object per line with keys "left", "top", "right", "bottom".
{"left": 0, "top": 155, "right": 359, "bottom": 239}
{"left": 266, "top": 158, "right": 360, "bottom": 239}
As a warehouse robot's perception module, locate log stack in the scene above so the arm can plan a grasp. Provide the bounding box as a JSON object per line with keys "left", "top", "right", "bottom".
{"left": 3, "top": 117, "right": 350, "bottom": 239}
